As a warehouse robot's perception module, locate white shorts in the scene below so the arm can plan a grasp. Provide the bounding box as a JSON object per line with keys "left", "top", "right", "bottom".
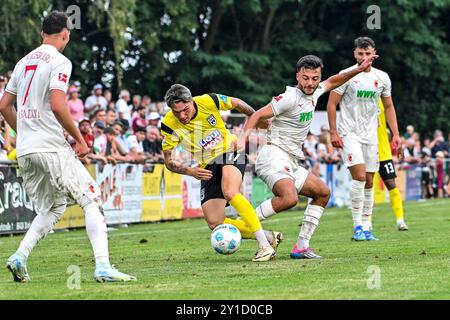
{"left": 341, "top": 135, "right": 379, "bottom": 172}
{"left": 255, "top": 144, "right": 308, "bottom": 193}
{"left": 18, "top": 148, "right": 101, "bottom": 215}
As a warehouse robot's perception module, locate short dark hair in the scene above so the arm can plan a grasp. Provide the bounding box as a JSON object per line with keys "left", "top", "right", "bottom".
{"left": 104, "top": 127, "right": 116, "bottom": 135}
{"left": 354, "top": 37, "right": 376, "bottom": 49}
{"left": 42, "top": 11, "right": 70, "bottom": 35}
{"left": 296, "top": 55, "right": 323, "bottom": 72}
{"left": 93, "top": 108, "right": 106, "bottom": 117}
{"left": 164, "top": 84, "right": 192, "bottom": 108}
{"left": 135, "top": 126, "right": 146, "bottom": 133}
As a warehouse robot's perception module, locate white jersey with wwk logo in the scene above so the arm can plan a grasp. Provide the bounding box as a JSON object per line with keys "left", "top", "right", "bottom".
{"left": 267, "top": 83, "right": 327, "bottom": 159}
{"left": 6, "top": 44, "right": 72, "bottom": 157}
{"left": 334, "top": 65, "right": 391, "bottom": 145}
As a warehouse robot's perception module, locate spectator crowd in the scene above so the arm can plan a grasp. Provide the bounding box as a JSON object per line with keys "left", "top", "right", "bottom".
{"left": 0, "top": 72, "right": 449, "bottom": 198}
{"left": 0, "top": 75, "right": 166, "bottom": 166}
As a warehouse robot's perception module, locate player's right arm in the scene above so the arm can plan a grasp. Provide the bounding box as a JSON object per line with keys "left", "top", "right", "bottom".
{"left": 163, "top": 149, "right": 212, "bottom": 180}
{"left": 326, "top": 91, "right": 344, "bottom": 148}
{"left": 0, "top": 64, "right": 19, "bottom": 132}
{"left": 161, "top": 121, "right": 212, "bottom": 180}
{"left": 0, "top": 92, "right": 18, "bottom": 132}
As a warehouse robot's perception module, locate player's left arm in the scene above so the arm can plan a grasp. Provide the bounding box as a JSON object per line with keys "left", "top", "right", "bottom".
{"left": 382, "top": 96, "right": 401, "bottom": 150}
{"left": 0, "top": 92, "right": 17, "bottom": 132}
{"left": 230, "top": 97, "right": 256, "bottom": 117}
{"left": 322, "top": 54, "right": 378, "bottom": 92}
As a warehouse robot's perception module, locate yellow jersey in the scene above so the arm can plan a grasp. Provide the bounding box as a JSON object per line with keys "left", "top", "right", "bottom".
{"left": 377, "top": 99, "right": 392, "bottom": 161}
{"left": 161, "top": 93, "right": 237, "bottom": 168}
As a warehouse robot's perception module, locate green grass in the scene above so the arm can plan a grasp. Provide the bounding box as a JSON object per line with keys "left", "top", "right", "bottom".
{"left": 1, "top": 199, "right": 450, "bottom": 300}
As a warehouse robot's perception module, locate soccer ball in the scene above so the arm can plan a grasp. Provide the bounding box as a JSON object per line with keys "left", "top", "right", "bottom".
{"left": 210, "top": 224, "right": 241, "bottom": 255}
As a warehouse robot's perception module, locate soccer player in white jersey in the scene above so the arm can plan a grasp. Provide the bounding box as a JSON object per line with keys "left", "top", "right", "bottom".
{"left": 237, "top": 54, "right": 377, "bottom": 259}
{"left": 0, "top": 11, "right": 135, "bottom": 282}
{"left": 327, "top": 37, "right": 401, "bottom": 241}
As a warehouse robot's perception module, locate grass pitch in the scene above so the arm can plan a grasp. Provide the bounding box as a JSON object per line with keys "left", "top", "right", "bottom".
{"left": 1, "top": 199, "right": 450, "bottom": 300}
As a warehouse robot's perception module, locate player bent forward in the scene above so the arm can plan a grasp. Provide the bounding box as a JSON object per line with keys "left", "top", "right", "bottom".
{"left": 161, "top": 84, "right": 282, "bottom": 262}
{"left": 237, "top": 54, "right": 377, "bottom": 259}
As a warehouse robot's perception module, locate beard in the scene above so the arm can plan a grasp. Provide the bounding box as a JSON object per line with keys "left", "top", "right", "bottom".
{"left": 298, "top": 83, "right": 318, "bottom": 95}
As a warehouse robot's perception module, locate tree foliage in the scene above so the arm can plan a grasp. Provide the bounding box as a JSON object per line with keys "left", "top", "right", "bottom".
{"left": 0, "top": 0, "right": 448, "bottom": 137}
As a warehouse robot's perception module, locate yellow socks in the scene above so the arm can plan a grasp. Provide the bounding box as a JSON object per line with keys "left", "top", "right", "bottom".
{"left": 389, "top": 187, "right": 404, "bottom": 221}
{"left": 224, "top": 218, "right": 255, "bottom": 239}
{"left": 228, "top": 194, "right": 262, "bottom": 233}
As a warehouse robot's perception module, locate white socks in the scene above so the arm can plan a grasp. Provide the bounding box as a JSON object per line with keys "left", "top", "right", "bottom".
{"left": 255, "top": 199, "right": 277, "bottom": 221}
{"left": 83, "top": 201, "right": 110, "bottom": 266}
{"left": 362, "top": 187, "right": 374, "bottom": 231}
{"left": 254, "top": 229, "right": 271, "bottom": 248}
{"left": 17, "top": 198, "right": 110, "bottom": 268}
{"left": 297, "top": 205, "right": 324, "bottom": 249}
{"left": 18, "top": 202, "right": 66, "bottom": 259}
{"left": 350, "top": 180, "right": 365, "bottom": 227}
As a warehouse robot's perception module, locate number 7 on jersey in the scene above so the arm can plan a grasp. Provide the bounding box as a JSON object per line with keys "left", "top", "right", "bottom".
{"left": 22, "top": 64, "right": 38, "bottom": 105}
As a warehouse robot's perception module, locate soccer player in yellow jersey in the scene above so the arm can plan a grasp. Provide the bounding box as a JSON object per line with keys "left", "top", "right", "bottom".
{"left": 161, "top": 84, "right": 281, "bottom": 262}
{"left": 377, "top": 99, "right": 408, "bottom": 230}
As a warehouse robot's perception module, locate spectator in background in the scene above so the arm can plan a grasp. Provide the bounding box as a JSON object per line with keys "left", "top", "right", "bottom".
{"left": 112, "top": 120, "right": 133, "bottom": 159}
{"left": 132, "top": 105, "right": 148, "bottom": 133}
{"left": 104, "top": 126, "right": 132, "bottom": 163}
{"left": 84, "top": 84, "right": 108, "bottom": 118}
{"left": 6, "top": 70, "right": 13, "bottom": 82}
{"left": 420, "top": 152, "right": 434, "bottom": 198}
{"left": 430, "top": 129, "right": 448, "bottom": 158}
{"left": 0, "top": 75, "right": 7, "bottom": 96}
{"left": 403, "top": 125, "right": 415, "bottom": 139}
{"left": 141, "top": 95, "right": 152, "bottom": 110}
{"left": 447, "top": 133, "right": 450, "bottom": 156}
{"left": 422, "top": 137, "right": 432, "bottom": 156}
{"left": 116, "top": 90, "right": 132, "bottom": 126}
{"left": 103, "top": 89, "right": 112, "bottom": 105}
{"left": 67, "top": 86, "right": 84, "bottom": 122}
{"left": 92, "top": 121, "right": 107, "bottom": 156}
{"left": 147, "top": 112, "right": 161, "bottom": 129}
{"left": 79, "top": 118, "right": 94, "bottom": 151}
{"left": 317, "top": 130, "right": 340, "bottom": 164}
{"left": 435, "top": 151, "right": 445, "bottom": 198}
{"left": 103, "top": 89, "right": 115, "bottom": 110}
{"left": 128, "top": 126, "right": 147, "bottom": 163}
{"left": 131, "top": 94, "right": 141, "bottom": 113}
{"left": 73, "top": 80, "right": 81, "bottom": 96}
{"left": 105, "top": 108, "right": 117, "bottom": 127}
{"left": 92, "top": 108, "right": 106, "bottom": 125}
{"left": 87, "top": 121, "right": 108, "bottom": 164}
{"left": 156, "top": 101, "right": 170, "bottom": 115}
{"left": 304, "top": 132, "right": 318, "bottom": 163}
{"left": 143, "top": 125, "right": 163, "bottom": 162}
{"left": 403, "top": 138, "right": 420, "bottom": 164}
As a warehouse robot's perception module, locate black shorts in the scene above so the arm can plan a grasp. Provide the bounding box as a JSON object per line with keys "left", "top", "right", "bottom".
{"left": 200, "top": 152, "right": 247, "bottom": 205}
{"left": 379, "top": 159, "right": 397, "bottom": 180}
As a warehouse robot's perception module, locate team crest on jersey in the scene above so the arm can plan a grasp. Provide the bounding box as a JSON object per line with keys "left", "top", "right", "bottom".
{"left": 58, "top": 73, "right": 68, "bottom": 83}
{"left": 273, "top": 95, "right": 283, "bottom": 102}
{"left": 374, "top": 80, "right": 379, "bottom": 88}
{"left": 207, "top": 114, "right": 217, "bottom": 126}
{"left": 284, "top": 166, "right": 291, "bottom": 173}
{"left": 348, "top": 154, "right": 353, "bottom": 162}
